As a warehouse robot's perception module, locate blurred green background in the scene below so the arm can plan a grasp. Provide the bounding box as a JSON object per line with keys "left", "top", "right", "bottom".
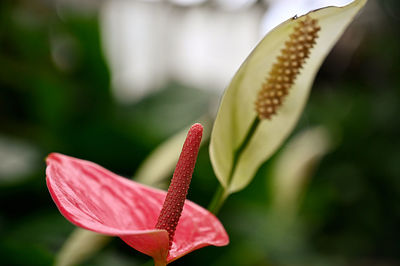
{"left": 1, "top": 0, "right": 399, "bottom": 265}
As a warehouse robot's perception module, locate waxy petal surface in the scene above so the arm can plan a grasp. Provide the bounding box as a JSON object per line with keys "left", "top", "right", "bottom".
{"left": 46, "top": 153, "right": 229, "bottom": 263}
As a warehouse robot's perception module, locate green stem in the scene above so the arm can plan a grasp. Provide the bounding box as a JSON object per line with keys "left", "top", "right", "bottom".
{"left": 227, "top": 117, "right": 260, "bottom": 185}
{"left": 208, "top": 184, "right": 228, "bottom": 214}
{"left": 208, "top": 117, "right": 260, "bottom": 215}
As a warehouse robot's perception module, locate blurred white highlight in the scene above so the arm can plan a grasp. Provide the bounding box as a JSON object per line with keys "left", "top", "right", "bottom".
{"left": 0, "top": 136, "right": 39, "bottom": 182}
{"left": 100, "top": 0, "right": 262, "bottom": 103}
{"left": 261, "top": 0, "right": 354, "bottom": 34}
{"left": 215, "top": 0, "right": 258, "bottom": 11}
{"left": 169, "top": 0, "right": 207, "bottom": 6}
{"left": 169, "top": 6, "right": 262, "bottom": 93}
{"left": 100, "top": 1, "right": 169, "bottom": 103}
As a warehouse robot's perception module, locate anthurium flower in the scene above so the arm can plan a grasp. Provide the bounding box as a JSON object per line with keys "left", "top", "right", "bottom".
{"left": 46, "top": 124, "right": 228, "bottom": 265}
{"left": 55, "top": 119, "right": 212, "bottom": 266}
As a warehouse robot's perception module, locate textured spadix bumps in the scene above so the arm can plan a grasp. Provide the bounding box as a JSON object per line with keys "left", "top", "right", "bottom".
{"left": 46, "top": 124, "right": 228, "bottom": 265}
{"left": 156, "top": 123, "right": 203, "bottom": 248}
{"left": 210, "top": 0, "right": 367, "bottom": 194}
{"left": 255, "top": 16, "right": 320, "bottom": 119}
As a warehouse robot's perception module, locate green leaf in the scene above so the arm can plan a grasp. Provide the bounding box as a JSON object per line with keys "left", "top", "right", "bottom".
{"left": 135, "top": 116, "right": 212, "bottom": 187}
{"left": 209, "top": 0, "right": 367, "bottom": 194}
{"left": 55, "top": 229, "right": 110, "bottom": 266}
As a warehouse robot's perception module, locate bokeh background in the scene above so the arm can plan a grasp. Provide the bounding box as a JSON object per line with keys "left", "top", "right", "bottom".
{"left": 1, "top": 0, "right": 399, "bottom": 265}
